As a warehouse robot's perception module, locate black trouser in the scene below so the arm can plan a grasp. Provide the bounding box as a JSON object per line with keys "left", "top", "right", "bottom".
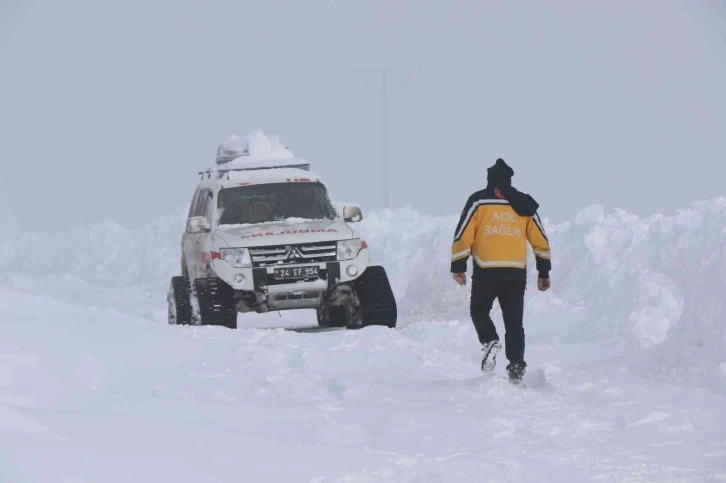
{"left": 470, "top": 277, "right": 526, "bottom": 364}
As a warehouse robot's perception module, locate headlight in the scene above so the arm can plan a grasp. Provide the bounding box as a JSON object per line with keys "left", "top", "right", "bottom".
{"left": 220, "top": 248, "right": 252, "bottom": 268}
{"left": 337, "top": 238, "right": 362, "bottom": 261}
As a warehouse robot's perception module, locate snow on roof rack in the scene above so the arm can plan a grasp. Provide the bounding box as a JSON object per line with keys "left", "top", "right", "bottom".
{"left": 215, "top": 130, "right": 294, "bottom": 165}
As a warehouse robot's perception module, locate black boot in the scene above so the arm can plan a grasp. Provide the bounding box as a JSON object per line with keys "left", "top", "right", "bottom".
{"left": 506, "top": 361, "right": 526, "bottom": 385}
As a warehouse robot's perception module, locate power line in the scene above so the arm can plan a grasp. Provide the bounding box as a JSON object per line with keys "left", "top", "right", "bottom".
{"left": 352, "top": 67, "right": 417, "bottom": 210}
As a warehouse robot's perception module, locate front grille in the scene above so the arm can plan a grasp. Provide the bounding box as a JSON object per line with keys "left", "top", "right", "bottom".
{"left": 249, "top": 242, "right": 337, "bottom": 267}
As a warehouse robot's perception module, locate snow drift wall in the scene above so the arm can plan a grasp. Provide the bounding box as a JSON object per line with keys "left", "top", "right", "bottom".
{"left": 1, "top": 198, "right": 725, "bottom": 388}
{"left": 0, "top": 206, "right": 188, "bottom": 288}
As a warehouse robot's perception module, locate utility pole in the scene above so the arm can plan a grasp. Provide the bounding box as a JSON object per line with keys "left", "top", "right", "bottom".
{"left": 381, "top": 69, "right": 389, "bottom": 210}
{"left": 353, "top": 67, "right": 416, "bottom": 210}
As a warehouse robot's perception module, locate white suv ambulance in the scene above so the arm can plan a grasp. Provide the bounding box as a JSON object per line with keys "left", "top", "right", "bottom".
{"left": 167, "top": 131, "right": 397, "bottom": 330}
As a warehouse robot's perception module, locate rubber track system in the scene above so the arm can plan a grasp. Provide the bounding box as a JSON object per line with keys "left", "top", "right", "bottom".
{"left": 194, "top": 278, "right": 237, "bottom": 329}
{"left": 317, "top": 289, "right": 361, "bottom": 329}
{"left": 169, "top": 276, "right": 193, "bottom": 325}
{"left": 353, "top": 265, "right": 397, "bottom": 328}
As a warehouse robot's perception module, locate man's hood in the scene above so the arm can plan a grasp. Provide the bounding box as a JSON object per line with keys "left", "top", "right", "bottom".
{"left": 214, "top": 218, "right": 355, "bottom": 247}
{"left": 490, "top": 184, "right": 540, "bottom": 217}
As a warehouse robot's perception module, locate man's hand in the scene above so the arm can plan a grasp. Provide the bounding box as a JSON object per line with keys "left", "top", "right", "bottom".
{"left": 452, "top": 273, "right": 467, "bottom": 286}
{"left": 537, "top": 277, "right": 551, "bottom": 292}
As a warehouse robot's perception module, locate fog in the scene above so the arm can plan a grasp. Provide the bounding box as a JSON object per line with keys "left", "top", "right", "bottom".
{"left": 1, "top": 0, "right": 724, "bottom": 234}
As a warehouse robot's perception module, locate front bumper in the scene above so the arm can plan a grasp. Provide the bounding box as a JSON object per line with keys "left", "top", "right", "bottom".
{"left": 211, "top": 248, "right": 370, "bottom": 293}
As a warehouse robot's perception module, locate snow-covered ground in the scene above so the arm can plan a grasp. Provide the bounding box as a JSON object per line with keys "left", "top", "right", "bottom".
{"left": 1, "top": 199, "right": 725, "bottom": 482}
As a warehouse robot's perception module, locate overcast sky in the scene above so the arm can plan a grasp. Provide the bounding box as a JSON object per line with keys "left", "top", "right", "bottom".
{"left": 1, "top": 0, "right": 724, "bottom": 233}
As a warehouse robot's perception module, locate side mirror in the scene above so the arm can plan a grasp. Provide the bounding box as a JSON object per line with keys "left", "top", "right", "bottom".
{"left": 343, "top": 205, "right": 363, "bottom": 222}
{"left": 186, "top": 216, "right": 210, "bottom": 234}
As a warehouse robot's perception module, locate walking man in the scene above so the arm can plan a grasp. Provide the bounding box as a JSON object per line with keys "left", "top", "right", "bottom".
{"left": 451, "top": 158, "right": 551, "bottom": 383}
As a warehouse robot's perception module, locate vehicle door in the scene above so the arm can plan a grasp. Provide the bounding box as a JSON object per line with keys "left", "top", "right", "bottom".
{"left": 189, "top": 189, "right": 214, "bottom": 279}
{"left": 182, "top": 190, "right": 206, "bottom": 278}
{"left": 181, "top": 190, "right": 201, "bottom": 276}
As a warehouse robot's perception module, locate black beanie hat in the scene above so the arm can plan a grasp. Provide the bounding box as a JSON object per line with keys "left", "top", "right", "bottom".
{"left": 487, "top": 158, "right": 514, "bottom": 183}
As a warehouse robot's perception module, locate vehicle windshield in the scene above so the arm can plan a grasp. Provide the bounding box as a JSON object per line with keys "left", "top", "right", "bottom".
{"left": 217, "top": 182, "right": 338, "bottom": 225}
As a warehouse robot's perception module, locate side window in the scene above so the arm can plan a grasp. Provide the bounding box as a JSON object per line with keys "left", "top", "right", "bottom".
{"left": 194, "top": 190, "right": 213, "bottom": 221}
{"left": 203, "top": 192, "right": 214, "bottom": 223}
{"left": 193, "top": 190, "right": 208, "bottom": 217}
{"left": 187, "top": 190, "right": 201, "bottom": 218}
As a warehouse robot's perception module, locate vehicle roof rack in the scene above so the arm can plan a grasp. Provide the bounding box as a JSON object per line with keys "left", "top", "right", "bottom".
{"left": 218, "top": 163, "right": 310, "bottom": 172}
{"left": 215, "top": 131, "right": 294, "bottom": 165}
{"left": 203, "top": 131, "right": 309, "bottom": 178}
{"left": 196, "top": 163, "right": 311, "bottom": 181}
{"left": 215, "top": 150, "right": 248, "bottom": 165}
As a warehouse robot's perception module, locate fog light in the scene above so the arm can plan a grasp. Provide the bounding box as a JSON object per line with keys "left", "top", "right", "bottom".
{"left": 233, "top": 273, "right": 245, "bottom": 284}
{"left": 346, "top": 265, "right": 359, "bottom": 277}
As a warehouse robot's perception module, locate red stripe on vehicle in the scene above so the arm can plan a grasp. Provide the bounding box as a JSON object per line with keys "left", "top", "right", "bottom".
{"left": 210, "top": 251, "right": 221, "bottom": 260}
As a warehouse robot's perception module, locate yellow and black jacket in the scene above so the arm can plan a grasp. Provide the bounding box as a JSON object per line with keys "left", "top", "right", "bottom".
{"left": 451, "top": 185, "right": 551, "bottom": 281}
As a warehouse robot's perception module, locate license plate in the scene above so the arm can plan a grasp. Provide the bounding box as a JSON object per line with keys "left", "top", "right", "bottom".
{"left": 273, "top": 265, "right": 320, "bottom": 280}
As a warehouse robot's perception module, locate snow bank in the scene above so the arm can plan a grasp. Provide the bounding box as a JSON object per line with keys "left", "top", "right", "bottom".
{"left": 0, "top": 181, "right": 19, "bottom": 241}
{"left": 1, "top": 198, "right": 725, "bottom": 390}
{"left": 357, "top": 200, "right": 726, "bottom": 390}
{"left": 0, "top": 206, "right": 187, "bottom": 289}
